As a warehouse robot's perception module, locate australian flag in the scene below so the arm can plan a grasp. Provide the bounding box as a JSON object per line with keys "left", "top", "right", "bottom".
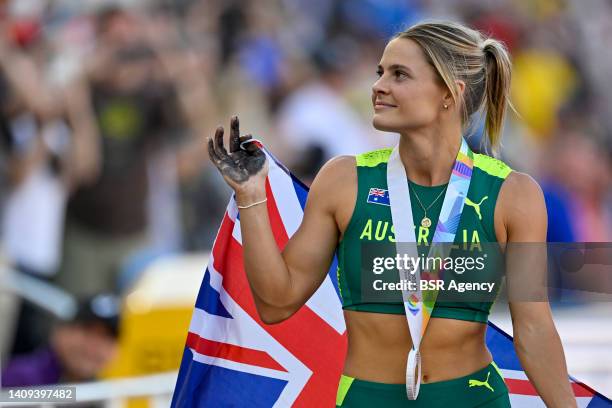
{"left": 171, "top": 146, "right": 611, "bottom": 407}
{"left": 367, "top": 187, "right": 390, "bottom": 206}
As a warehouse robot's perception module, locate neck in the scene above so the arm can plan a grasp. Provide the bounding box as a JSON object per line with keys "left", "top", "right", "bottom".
{"left": 398, "top": 124, "right": 462, "bottom": 186}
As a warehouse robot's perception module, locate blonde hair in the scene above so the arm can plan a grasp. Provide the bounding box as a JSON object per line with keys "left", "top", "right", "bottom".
{"left": 395, "top": 21, "right": 514, "bottom": 150}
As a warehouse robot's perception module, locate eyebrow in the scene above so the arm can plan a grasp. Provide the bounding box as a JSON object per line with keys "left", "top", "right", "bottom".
{"left": 377, "top": 64, "right": 414, "bottom": 74}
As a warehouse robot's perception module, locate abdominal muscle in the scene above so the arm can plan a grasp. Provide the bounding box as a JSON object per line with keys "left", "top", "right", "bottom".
{"left": 342, "top": 310, "right": 492, "bottom": 384}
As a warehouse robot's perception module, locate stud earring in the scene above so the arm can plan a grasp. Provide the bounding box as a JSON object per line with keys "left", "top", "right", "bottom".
{"left": 443, "top": 104, "right": 449, "bottom": 109}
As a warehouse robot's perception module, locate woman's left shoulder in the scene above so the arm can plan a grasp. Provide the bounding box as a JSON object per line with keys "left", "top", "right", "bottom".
{"left": 497, "top": 170, "right": 547, "bottom": 238}
{"left": 499, "top": 170, "right": 545, "bottom": 204}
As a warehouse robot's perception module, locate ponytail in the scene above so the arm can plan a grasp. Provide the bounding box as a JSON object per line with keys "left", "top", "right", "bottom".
{"left": 482, "top": 39, "right": 513, "bottom": 150}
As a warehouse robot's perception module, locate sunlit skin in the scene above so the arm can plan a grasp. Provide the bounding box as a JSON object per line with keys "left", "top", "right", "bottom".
{"left": 208, "top": 36, "right": 576, "bottom": 407}
{"left": 372, "top": 38, "right": 450, "bottom": 134}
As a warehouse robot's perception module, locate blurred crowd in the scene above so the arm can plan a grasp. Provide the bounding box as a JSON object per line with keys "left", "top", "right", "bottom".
{"left": 0, "top": 0, "right": 611, "bottom": 387}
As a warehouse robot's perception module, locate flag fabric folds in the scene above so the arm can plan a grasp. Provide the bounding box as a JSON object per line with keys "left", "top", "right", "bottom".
{"left": 171, "top": 147, "right": 611, "bottom": 407}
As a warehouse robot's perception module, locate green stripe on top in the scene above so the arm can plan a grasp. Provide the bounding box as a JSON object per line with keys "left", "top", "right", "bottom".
{"left": 474, "top": 154, "right": 512, "bottom": 179}
{"left": 356, "top": 148, "right": 393, "bottom": 167}
{"left": 356, "top": 149, "right": 512, "bottom": 179}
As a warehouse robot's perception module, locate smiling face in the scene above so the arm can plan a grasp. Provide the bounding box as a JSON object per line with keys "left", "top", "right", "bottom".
{"left": 372, "top": 38, "right": 449, "bottom": 132}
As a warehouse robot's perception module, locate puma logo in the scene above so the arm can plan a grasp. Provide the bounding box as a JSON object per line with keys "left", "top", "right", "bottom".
{"left": 465, "top": 196, "right": 488, "bottom": 220}
{"left": 468, "top": 371, "right": 494, "bottom": 392}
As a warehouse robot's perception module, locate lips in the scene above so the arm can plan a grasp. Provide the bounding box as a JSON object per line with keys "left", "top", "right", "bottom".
{"left": 374, "top": 101, "right": 397, "bottom": 108}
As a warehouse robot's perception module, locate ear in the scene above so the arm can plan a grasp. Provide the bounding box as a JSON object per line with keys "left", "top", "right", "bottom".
{"left": 443, "top": 80, "right": 466, "bottom": 107}
{"left": 455, "top": 79, "right": 466, "bottom": 98}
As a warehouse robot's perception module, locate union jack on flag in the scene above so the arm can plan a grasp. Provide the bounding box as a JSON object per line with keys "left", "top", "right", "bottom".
{"left": 171, "top": 145, "right": 611, "bottom": 407}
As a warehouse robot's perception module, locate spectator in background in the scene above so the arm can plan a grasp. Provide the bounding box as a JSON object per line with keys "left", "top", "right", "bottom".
{"left": 0, "top": 13, "right": 99, "bottom": 354}
{"left": 550, "top": 132, "right": 612, "bottom": 242}
{"left": 56, "top": 7, "right": 183, "bottom": 297}
{"left": 142, "top": 4, "right": 233, "bottom": 253}
{"left": 538, "top": 124, "right": 612, "bottom": 243}
{"left": 0, "top": 16, "right": 66, "bottom": 281}
{"left": 1, "top": 293, "right": 120, "bottom": 386}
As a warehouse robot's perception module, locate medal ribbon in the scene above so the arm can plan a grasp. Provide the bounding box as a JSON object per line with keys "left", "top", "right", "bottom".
{"left": 386, "top": 137, "right": 474, "bottom": 399}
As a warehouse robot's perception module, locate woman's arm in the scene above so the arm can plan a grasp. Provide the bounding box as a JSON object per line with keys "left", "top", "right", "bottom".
{"left": 208, "top": 116, "right": 355, "bottom": 324}
{"left": 501, "top": 172, "right": 577, "bottom": 408}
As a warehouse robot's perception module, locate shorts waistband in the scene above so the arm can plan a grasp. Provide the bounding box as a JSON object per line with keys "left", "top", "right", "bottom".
{"left": 340, "top": 361, "right": 503, "bottom": 391}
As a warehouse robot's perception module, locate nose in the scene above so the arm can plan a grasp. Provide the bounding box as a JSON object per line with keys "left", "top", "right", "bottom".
{"left": 372, "top": 76, "right": 390, "bottom": 96}
{"left": 372, "top": 78, "right": 390, "bottom": 106}
{"left": 372, "top": 78, "right": 389, "bottom": 103}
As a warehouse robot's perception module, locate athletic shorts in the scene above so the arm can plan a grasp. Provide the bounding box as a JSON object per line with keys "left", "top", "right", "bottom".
{"left": 336, "top": 362, "right": 510, "bottom": 408}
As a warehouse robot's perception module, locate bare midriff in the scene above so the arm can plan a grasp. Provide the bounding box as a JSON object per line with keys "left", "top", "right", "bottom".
{"left": 342, "top": 310, "right": 492, "bottom": 384}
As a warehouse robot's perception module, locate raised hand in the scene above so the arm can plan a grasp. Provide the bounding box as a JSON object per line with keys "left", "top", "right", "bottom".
{"left": 207, "top": 116, "right": 268, "bottom": 194}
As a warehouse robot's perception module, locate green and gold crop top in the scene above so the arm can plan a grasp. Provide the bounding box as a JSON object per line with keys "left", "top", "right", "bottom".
{"left": 336, "top": 148, "right": 512, "bottom": 324}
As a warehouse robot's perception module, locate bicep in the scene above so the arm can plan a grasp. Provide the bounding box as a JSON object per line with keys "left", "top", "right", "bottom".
{"left": 501, "top": 172, "right": 552, "bottom": 329}
{"left": 281, "top": 156, "right": 355, "bottom": 308}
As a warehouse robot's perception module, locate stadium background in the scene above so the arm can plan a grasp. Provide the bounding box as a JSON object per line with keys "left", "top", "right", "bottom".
{"left": 0, "top": 0, "right": 610, "bottom": 405}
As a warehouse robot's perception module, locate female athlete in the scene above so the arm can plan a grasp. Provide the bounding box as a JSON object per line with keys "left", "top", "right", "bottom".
{"left": 208, "top": 21, "right": 576, "bottom": 408}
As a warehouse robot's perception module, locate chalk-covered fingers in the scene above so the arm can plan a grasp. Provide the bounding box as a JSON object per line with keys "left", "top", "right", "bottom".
{"left": 207, "top": 126, "right": 232, "bottom": 169}
{"left": 230, "top": 115, "right": 241, "bottom": 153}
{"left": 207, "top": 117, "right": 268, "bottom": 187}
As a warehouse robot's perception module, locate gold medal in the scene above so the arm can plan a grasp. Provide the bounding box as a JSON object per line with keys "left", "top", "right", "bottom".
{"left": 421, "top": 217, "right": 432, "bottom": 228}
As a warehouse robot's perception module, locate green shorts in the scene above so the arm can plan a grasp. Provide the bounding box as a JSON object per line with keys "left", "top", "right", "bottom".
{"left": 336, "top": 362, "right": 510, "bottom": 408}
